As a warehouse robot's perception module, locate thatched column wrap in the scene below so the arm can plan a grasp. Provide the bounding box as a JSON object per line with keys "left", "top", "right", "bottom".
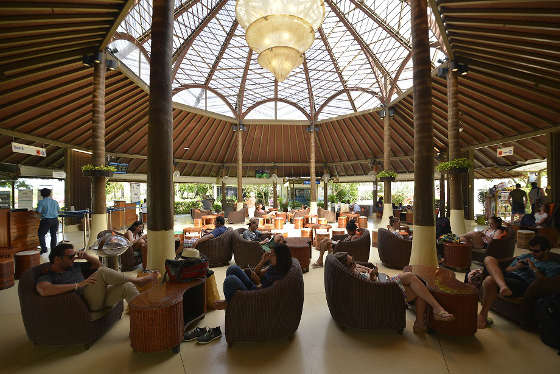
{"left": 236, "top": 128, "right": 243, "bottom": 210}
{"left": 88, "top": 53, "right": 107, "bottom": 247}
{"left": 447, "top": 70, "right": 466, "bottom": 234}
{"left": 310, "top": 125, "right": 317, "bottom": 214}
{"left": 410, "top": 0, "right": 437, "bottom": 265}
{"left": 324, "top": 178, "right": 329, "bottom": 210}
{"left": 379, "top": 113, "right": 393, "bottom": 228}
{"left": 147, "top": 0, "right": 175, "bottom": 271}
{"left": 273, "top": 179, "right": 278, "bottom": 209}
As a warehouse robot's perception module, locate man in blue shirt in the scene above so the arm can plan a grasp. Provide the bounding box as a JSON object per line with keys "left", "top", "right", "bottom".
{"left": 478, "top": 236, "right": 560, "bottom": 329}
{"left": 36, "top": 188, "right": 60, "bottom": 254}
{"left": 194, "top": 215, "right": 227, "bottom": 248}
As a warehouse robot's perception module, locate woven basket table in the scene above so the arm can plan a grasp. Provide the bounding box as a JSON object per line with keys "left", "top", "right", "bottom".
{"left": 15, "top": 250, "right": 40, "bottom": 279}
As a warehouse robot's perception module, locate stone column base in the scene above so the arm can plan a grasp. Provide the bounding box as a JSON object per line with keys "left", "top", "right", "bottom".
{"left": 450, "top": 209, "right": 467, "bottom": 236}
{"left": 410, "top": 225, "right": 437, "bottom": 266}
{"left": 88, "top": 213, "right": 107, "bottom": 248}
{"left": 147, "top": 229, "right": 175, "bottom": 272}
{"left": 379, "top": 203, "right": 393, "bottom": 229}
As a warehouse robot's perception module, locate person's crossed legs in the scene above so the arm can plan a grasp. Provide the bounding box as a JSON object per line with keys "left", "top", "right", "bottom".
{"left": 478, "top": 256, "right": 514, "bottom": 329}
{"left": 215, "top": 265, "right": 257, "bottom": 309}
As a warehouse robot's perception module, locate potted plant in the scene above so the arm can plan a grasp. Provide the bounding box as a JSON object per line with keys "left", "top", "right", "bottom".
{"left": 377, "top": 170, "right": 397, "bottom": 182}
{"left": 81, "top": 164, "right": 116, "bottom": 177}
{"left": 436, "top": 158, "right": 473, "bottom": 174}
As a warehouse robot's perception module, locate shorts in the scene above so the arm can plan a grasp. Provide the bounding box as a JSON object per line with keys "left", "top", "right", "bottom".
{"left": 503, "top": 272, "right": 530, "bottom": 297}
{"left": 511, "top": 203, "right": 525, "bottom": 215}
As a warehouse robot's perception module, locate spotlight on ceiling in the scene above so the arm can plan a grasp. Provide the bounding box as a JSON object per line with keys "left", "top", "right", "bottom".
{"left": 379, "top": 106, "right": 395, "bottom": 119}
{"left": 183, "top": 147, "right": 190, "bottom": 150}
{"left": 436, "top": 66, "right": 449, "bottom": 78}
{"left": 450, "top": 61, "right": 459, "bottom": 72}
{"left": 457, "top": 63, "right": 469, "bottom": 76}
{"left": 232, "top": 124, "right": 246, "bottom": 132}
{"left": 106, "top": 59, "right": 118, "bottom": 71}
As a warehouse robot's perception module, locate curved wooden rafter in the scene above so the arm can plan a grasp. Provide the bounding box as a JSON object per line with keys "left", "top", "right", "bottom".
{"left": 324, "top": 0, "right": 398, "bottom": 102}
{"left": 171, "top": 0, "right": 228, "bottom": 79}
{"left": 318, "top": 27, "right": 357, "bottom": 115}
{"left": 236, "top": 49, "right": 253, "bottom": 118}
{"left": 241, "top": 98, "right": 311, "bottom": 121}
{"left": 302, "top": 55, "right": 315, "bottom": 120}
{"left": 204, "top": 20, "right": 238, "bottom": 86}
{"left": 112, "top": 32, "right": 151, "bottom": 62}
{"left": 172, "top": 84, "right": 237, "bottom": 117}
{"left": 315, "top": 87, "right": 380, "bottom": 119}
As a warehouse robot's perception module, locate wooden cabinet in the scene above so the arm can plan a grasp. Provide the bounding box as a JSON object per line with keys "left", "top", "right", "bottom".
{"left": 0, "top": 209, "right": 40, "bottom": 256}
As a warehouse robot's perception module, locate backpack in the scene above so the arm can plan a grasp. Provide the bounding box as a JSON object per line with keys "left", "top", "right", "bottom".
{"left": 535, "top": 293, "right": 560, "bottom": 353}
{"left": 163, "top": 256, "right": 209, "bottom": 282}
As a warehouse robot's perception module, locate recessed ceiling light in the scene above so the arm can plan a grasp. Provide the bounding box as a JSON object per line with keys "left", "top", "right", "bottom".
{"left": 184, "top": 147, "right": 190, "bottom": 150}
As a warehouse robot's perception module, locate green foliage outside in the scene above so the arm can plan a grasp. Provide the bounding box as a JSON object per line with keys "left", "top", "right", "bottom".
{"left": 81, "top": 164, "right": 116, "bottom": 172}
{"left": 331, "top": 183, "right": 359, "bottom": 204}
{"left": 176, "top": 183, "right": 213, "bottom": 200}
{"left": 278, "top": 197, "right": 289, "bottom": 211}
{"left": 0, "top": 180, "right": 32, "bottom": 189}
{"left": 212, "top": 202, "right": 222, "bottom": 212}
{"left": 290, "top": 200, "right": 303, "bottom": 209}
{"left": 105, "top": 181, "right": 124, "bottom": 200}
{"left": 174, "top": 200, "right": 202, "bottom": 214}
{"left": 391, "top": 191, "right": 407, "bottom": 206}
{"left": 475, "top": 215, "right": 487, "bottom": 225}
{"left": 244, "top": 184, "right": 272, "bottom": 205}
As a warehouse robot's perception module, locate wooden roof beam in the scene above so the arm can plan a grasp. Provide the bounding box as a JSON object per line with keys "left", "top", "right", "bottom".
{"left": 236, "top": 49, "right": 253, "bottom": 118}
{"left": 100, "top": 0, "right": 137, "bottom": 49}
{"left": 302, "top": 56, "right": 316, "bottom": 120}
{"left": 171, "top": 0, "right": 228, "bottom": 78}
{"left": 318, "top": 27, "right": 357, "bottom": 114}
{"left": 204, "top": 20, "right": 238, "bottom": 86}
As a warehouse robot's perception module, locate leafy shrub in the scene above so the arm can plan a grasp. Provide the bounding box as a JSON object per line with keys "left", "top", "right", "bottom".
{"left": 436, "top": 158, "right": 473, "bottom": 173}
{"left": 174, "top": 200, "right": 201, "bottom": 215}
{"left": 213, "top": 202, "right": 222, "bottom": 212}
{"left": 377, "top": 170, "right": 397, "bottom": 179}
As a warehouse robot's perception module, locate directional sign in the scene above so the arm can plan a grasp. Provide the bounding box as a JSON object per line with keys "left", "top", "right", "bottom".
{"left": 12, "top": 142, "right": 46, "bottom": 157}
{"left": 497, "top": 146, "right": 514, "bottom": 157}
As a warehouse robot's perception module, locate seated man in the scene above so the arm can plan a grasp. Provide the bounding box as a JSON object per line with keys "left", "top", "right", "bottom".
{"left": 313, "top": 220, "right": 362, "bottom": 268}
{"left": 352, "top": 202, "right": 361, "bottom": 214}
{"left": 193, "top": 215, "right": 227, "bottom": 249}
{"left": 478, "top": 236, "right": 560, "bottom": 329}
{"left": 243, "top": 218, "right": 270, "bottom": 245}
{"left": 36, "top": 242, "right": 157, "bottom": 313}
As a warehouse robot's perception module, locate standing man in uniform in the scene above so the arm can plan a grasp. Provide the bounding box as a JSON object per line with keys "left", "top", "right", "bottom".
{"left": 37, "top": 188, "right": 60, "bottom": 254}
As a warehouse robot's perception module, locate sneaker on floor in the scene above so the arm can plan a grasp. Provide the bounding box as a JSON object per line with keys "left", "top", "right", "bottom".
{"left": 184, "top": 327, "right": 208, "bottom": 342}
{"left": 196, "top": 327, "right": 222, "bottom": 344}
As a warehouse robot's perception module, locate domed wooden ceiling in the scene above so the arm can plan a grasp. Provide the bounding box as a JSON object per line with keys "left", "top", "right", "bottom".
{"left": 0, "top": 0, "right": 559, "bottom": 179}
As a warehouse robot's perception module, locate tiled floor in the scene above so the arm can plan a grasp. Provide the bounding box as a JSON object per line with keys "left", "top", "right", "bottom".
{"left": 1, "top": 216, "right": 559, "bottom": 373}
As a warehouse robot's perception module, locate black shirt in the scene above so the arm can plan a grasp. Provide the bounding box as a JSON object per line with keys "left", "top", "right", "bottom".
{"left": 37, "top": 263, "right": 86, "bottom": 287}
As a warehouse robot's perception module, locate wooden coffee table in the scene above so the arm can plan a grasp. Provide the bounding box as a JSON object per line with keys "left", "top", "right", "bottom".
{"left": 130, "top": 279, "right": 206, "bottom": 353}
{"left": 14, "top": 250, "right": 40, "bottom": 279}
{"left": 285, "top": 237, "right": 311, "bottom": 272}
{"left": 201, "top": 215, "right": 217, "bottom": 226}
{"left": 443, "top": 242, "right": 472, "bottom": 272}
{"left": 404, "top": 265, "right": 478, "bottom": 336}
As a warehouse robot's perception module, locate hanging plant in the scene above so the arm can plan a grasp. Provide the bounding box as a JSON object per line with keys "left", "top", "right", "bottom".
{"left": 436, "top": 158, "right": 473, "bottom": 174}
{"left": 81, "top": 164, "right": 116, "bottom": 177}
{"left": 377, "top": 170, "right": 397, "bottom": 181}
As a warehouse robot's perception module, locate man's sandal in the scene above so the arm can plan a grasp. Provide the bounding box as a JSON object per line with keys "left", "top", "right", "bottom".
{"left": 433, "top": 310, "right": 455, "bottom": 322}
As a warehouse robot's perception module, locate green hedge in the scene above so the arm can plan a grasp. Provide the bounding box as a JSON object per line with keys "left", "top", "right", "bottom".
{"left": 174, "top": 200, "right": 202, "bottom": 214}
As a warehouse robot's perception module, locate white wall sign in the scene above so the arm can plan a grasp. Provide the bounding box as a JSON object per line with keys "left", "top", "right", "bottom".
{"left": 18, "top": 189, "right": 34, "bottom": 209}
{"left": 130, "top": 182, "right": 141, "bottom": 203}
{"left": 497, "top": 146, "right": 514, "bottom": 157}
{"left": 0, "top": 191, "right": 11, "bottom": 208}
{"left": 12, "top": 142, "right": 46, "bottom": 157}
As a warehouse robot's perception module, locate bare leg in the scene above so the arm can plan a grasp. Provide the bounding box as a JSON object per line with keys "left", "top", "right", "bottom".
{"left": 312, "top": 240, "right": 331, "bottom": 267}
{"left": 483, "top": 256, "right": 511, "bottom": 297}
{"left": 398, "top": 273, "right": 450, "bottom": 316}
{"left": 478, "top": 275, "right": 498, "bottom": 329}
{"left": 413, "top": 298, "right": 428, "bottom": 333}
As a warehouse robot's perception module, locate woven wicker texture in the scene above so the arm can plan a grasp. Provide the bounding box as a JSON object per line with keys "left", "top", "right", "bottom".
{"left": 472, "top": 228, "right": 515, "bottom": 263}
{"left": 197, "top": 228, "right": 233, "bottom": 267}
{"left": 227, "top": 209, "right": 246, "bottom": 224}
{"left": 18, "top": 263, "right": 122, "bottom": 347}
{"left": 225, "top": 259, "right": 304, "bottom": 345}
{"left": 0, "top": 257, "right": 14, "bottom": 289}
{"left": 333, "top": 229, "right": 370, "bottom": 263}
{"left": 232, "top": 228, "right": 265, "bottom": 268}
{"left": 324, "top": 254, "right": 405, "bottom": 332}
{"left": 377, "top": 228, "right": 412, "bottom": 269}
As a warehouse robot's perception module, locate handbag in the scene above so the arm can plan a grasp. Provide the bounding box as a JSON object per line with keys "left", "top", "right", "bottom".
{"left": 163, "top": 257, "right": 209, "bottom": 282}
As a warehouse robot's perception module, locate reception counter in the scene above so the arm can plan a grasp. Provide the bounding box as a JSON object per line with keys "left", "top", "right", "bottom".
{"left": 0, "top": 209, "right": 40, "bottom": 257}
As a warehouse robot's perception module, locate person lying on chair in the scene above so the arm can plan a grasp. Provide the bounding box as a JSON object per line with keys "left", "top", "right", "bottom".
{"left": 36, "top": 242, "right": 158, "bottom": 313}
{"left": 193, "top": 215, "right": 227, "bottom": 249}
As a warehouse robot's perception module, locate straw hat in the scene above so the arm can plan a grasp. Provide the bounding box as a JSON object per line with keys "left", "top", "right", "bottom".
{"left": 181, "top": 248, "right": 200, "bottom": 258}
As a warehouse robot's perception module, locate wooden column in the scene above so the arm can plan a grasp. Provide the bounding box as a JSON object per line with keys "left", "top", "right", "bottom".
{"left": 273, "top": 179, "right": 278, "bottom": 209}
{"left": 380, "top": 110, "right": 393, "bottom": 228}
{"left": 11, "top": 181, "right": 15, "bottom": 209}
{"left": 236, "top": 127, "right": 243, "bottom": 210}
{"left": 447, "top": 69, "right": 466, "bottom": 234}
{"left": 310, "top": 124, "right": 317, "bottom": 213}
{"left": 439, "top": 173, "right": 445, "bottom": 218}
{"left": 88, "top": 52, "right": 107, "bottom": 246}
{"left": 410, "top": 0, "right": 437, "bottom": 265}
{"left": 549, "top": 132, "right": 559, "bottom": 207}
{"left": 466, "top": 149, "right": 475, "bottom": 221}
{"left": 324, "top": 178, "right": 329, "bottom": 210}
{"left": 147, "top": 0, "right": 175, "bottom": 271}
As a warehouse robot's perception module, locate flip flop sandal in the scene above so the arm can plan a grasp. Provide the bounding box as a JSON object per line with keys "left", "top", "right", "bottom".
{"left": 433, "top": 310, "right": 456, "bottom": 322}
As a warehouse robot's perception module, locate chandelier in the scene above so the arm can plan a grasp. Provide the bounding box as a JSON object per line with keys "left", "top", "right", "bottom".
{"left": 236, "top": 0, "right": 325, "bottom": 82}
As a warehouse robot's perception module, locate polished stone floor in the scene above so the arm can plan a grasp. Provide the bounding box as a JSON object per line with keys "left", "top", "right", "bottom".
{"left": 1, "top": 215, "right": 559, "bottom": 373}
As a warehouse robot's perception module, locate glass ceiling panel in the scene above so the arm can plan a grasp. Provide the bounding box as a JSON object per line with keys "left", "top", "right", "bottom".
{"left": 116, "top": 0, "right": 447, "bottom": 121}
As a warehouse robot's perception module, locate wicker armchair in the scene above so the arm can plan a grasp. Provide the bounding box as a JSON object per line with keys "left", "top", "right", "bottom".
{"left": 197, "top": 228, "right": 233, "bottom": 267}
{"left": 475, "top": 253, "right": 560, "bottom": 329}
{"left": 318, "top": 207, "right": 336, "bottom": 223}
{"left": 472, "top": 228, "right": 515, "bottom": 263}
{"left": 191, "top": 209, "right": 211, "bottom": 221}
{"left": 18, "top": 263, "right": 123, "bottom": 348}
{"left": 324, "top": 254, "right": 405, "bottom": 333}
{"left": 377, "top": 228, "right": 412, "bottom": 269}
{"left": 225, "top": 259, "right": 304, "bottom": 346}
{"left": 227, "top": 209, "right": 246, "bottom": 224}
{"left": 333, "top": 229, "right": 371, "bottom": 262}
{"left": 232, "top": 228, "right": 265, "bottom": 268}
